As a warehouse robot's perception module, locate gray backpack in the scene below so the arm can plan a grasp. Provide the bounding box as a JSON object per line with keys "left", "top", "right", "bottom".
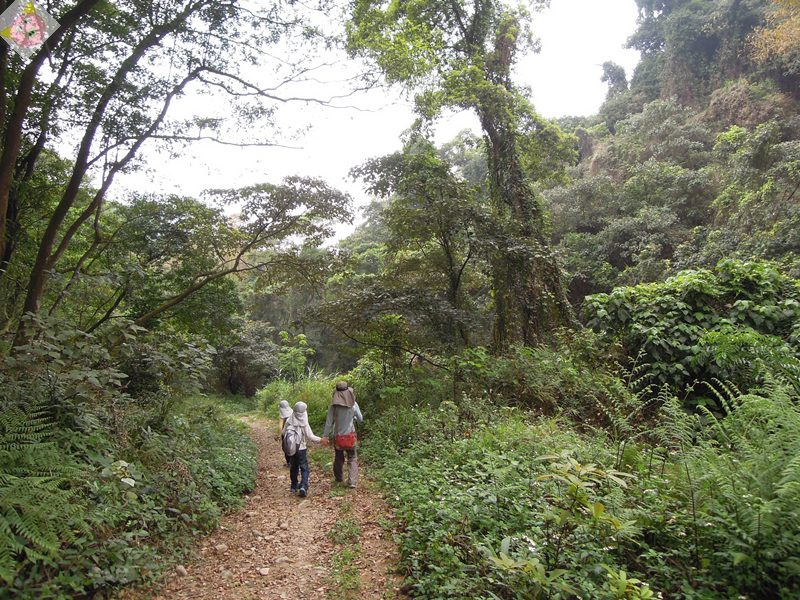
{"left": 282, "top": 423, "right": 302, "bottom": 457}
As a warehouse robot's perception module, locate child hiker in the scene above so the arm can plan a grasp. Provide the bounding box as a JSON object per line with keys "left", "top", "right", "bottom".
{"left": 283, "top": 402, "right": 328, "bottom": 497}
{"left": 278, "top": 400, "right": 293, "bottom": 468}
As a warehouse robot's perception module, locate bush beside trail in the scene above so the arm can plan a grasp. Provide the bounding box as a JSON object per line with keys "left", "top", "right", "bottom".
{"left": 357, "top": 370, "right": 800, "bottom": 598}
{"left": 258, "top": 373, "right": 338, "bottom": 432}
{"left": 0, "top": 395, "right": 257, "bottom": 599}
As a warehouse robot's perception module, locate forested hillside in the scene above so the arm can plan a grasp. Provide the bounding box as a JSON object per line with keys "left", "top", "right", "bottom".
{"left": 2, "top": 0, "right": 800, "bottom": 598}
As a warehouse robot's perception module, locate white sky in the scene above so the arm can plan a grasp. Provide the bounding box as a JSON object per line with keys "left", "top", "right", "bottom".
{"left": 115, "top": 0, "right": 641, "bottom": 233}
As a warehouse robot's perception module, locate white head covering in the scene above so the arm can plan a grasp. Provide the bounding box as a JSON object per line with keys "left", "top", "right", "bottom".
{"left": 286, "top": 401, "right": 309, "bottom": 428}
{"left": 278, "top": 400, "right": 292, "bottom": 420}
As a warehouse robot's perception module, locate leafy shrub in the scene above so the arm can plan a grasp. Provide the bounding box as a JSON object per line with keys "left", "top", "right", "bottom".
{"left": 211, "top": 320, "right": 279, "bottom": 396}
{"left": 363, "top": 376, "right": 800, "bottom": 598}
{"left": 695, "top": 325, "right": 800, "bottom": 394}
{"left": 4, "top": 315, "right": 131, "bottom": 430}
{"left": 277, "top": 331, "right": 316, "bottom": 381}
{"left": 257, "top": 378, "right": 293, "bottom": 411}
{"left": 117, "top": 329, "right": 217, "bottom": 425}
{"left": 343, "top": 351, "right": 410, "bottom": 413}
{"left": 584, "top": 260, "right": 800, "bottom": 406}
{"left": 363, "top": 409, "right": 647, "bottom": 598}
{"left": 1, "top": 396, "right": 257, "bottom": 599}
{"left": 452, "top": 331, "right": 632, "bottom": 423}
{"left": 258, "top": 371, "right": 336, "bottom": 431}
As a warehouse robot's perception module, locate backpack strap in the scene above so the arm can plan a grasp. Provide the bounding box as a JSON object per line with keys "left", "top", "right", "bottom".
{"left": 333, "top": 406, "right": 339, "bottom": 441}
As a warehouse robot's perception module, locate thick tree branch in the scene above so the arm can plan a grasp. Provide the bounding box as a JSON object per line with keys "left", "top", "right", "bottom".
{"left": 0, "top": 0, "right": 103, "bottom": 267}
{"left": 86, "top": 287, "right": 127, "bottom": 334}
{"left": 329, "top": 323, "right": 450, "bottom": 370}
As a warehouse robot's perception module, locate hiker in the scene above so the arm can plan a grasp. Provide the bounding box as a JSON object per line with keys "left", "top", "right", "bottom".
{"left": 323, "top": 381, "right": 363, "bottom": 489}
{"left": 283, "top": 401, "right": 328, "bottom": 497}
{"left": 278, "top": 400, "right": 293, "bottom": 467}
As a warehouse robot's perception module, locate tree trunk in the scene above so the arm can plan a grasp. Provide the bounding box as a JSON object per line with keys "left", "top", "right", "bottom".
{"left": 465, "top": 12, "right": 576, "bottom": 350}
{"left": 478, "top": 104, "right": 576, "bottom": 349}
{"left": 0, "top": 0, "right": 102, "bottom": 268}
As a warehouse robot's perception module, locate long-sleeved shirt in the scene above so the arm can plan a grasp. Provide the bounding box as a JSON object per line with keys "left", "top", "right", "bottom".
{"left": 323, "top": 402, "right": 363, "bottom": 437}
{"left": 286, "top": 413, "right": 322, "bottom": 450}
{"left": 298, "top": 422, "right": 321, "bottom": 450}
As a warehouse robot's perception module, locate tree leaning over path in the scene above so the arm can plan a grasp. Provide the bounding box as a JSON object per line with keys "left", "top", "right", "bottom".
{"left": 347, "top": 0, "right": 578, "bottom": 348}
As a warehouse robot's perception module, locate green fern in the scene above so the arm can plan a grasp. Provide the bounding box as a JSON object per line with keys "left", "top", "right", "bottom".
{"left": 653, "top": 386, "right": 699, "bottom": 452}
{"left": 0, "top": 403, "right": 87, "bottom": 585}
{"left": 594, "top": 360, "right": 667, "bottom": 469}
{"left": 691, "top": 379, "right": 800, "bottom": 592}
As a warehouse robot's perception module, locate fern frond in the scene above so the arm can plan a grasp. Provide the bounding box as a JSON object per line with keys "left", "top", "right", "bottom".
{"left": 687, "top": 380, "right": 800, "bottom": 588}
{"left": 0, "top": 401, "right": 86, "bottom": 585}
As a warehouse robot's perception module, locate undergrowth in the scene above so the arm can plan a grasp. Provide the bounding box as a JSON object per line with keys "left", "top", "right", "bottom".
{"left": 360, "top": 378, "right": 800, "bottom": 598}
{"left": 0, "top": 395, "right": 256, "bottom": 599}
{"left": 258, "top": 372, "right": 337, "bottom": 432}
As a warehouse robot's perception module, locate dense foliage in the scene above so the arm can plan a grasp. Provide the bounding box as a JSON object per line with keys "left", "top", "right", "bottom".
{"left": 584, "top": 259, "right": 800, "bottom": 405}
{"left": 353, "top": 358, "right": 800, "bottom": 598}
{"left": 3, "top": 0, "right": 800, "bottom": 597}
{"left": 0, "top": 334, "right": 257, "bottom": 597}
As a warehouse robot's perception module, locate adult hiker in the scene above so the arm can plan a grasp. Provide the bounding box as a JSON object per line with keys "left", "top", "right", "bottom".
{"left": 323, "top": 381, "right": 363, "bottom": 489}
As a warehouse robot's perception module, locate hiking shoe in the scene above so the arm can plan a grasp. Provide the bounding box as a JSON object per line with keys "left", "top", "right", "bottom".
{"left": 347, "top": 483, "right": 356, "bottom": 489}
{"left": 298, "top": 487, "right": 307, "bottom": 497}
{"left": 290, "top": 487, "right": 298, "bottom": 494}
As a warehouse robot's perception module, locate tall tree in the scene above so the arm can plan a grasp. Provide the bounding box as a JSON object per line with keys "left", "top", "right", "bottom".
{"left": 348, "top": 0, "right": 576, "bottom": 348}
{"left": 0, "top": 0, "right": 351, "bottom": 347}
{"left": 601, "top": 61, "right": 629, "bottom": 98}
{"left": 353, "top": 135, "right": 484, "bottom": 348}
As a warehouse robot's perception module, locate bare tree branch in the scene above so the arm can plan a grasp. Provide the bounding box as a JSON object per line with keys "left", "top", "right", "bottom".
{"left": 329, "top": 323, "right": 450, "bottom": 370}
{"left": 198, "top": 66, "right": 376, "bottom": 108}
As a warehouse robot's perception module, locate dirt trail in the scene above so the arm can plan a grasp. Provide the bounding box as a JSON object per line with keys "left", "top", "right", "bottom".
{"left": 130, "top": 417, "right": 405, "bottom": 599}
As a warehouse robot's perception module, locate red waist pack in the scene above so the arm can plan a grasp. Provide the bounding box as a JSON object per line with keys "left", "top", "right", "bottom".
{"left": 335, "top": 431, "right": 357, "bottom": 449}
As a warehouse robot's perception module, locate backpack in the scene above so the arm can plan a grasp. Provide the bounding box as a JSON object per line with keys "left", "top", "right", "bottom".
{"left": 282, "top": 423, "right": 303, "bottom": 457}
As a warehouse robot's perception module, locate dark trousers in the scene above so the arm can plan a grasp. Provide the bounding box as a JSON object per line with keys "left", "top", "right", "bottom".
{"left": 333, "top": 447, "right": 358, "bottom": 486}
{"left": 290, "top": 449, "right": 309, "bottom": 491}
